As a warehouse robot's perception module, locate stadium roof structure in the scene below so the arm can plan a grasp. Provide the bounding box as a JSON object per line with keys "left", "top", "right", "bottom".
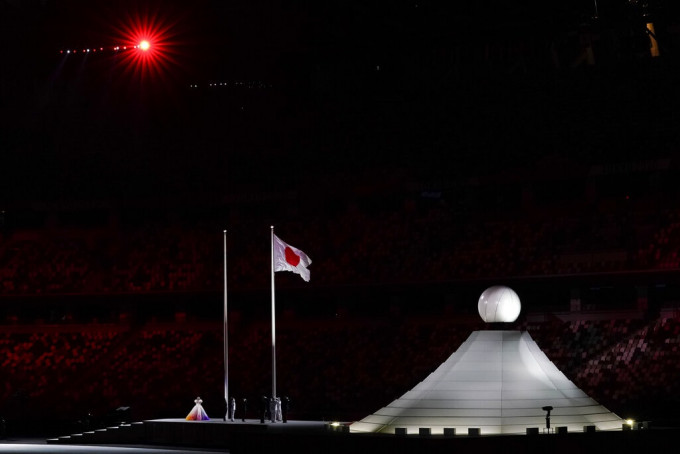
{"left": 350, "top": 329, "right": 623, "bottom": 435}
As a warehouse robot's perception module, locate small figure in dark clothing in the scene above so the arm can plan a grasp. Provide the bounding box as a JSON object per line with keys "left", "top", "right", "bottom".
{"left": 282, "top": 396, "right": 290, "bottom": 423}
{"left": 269, "top": 397, "right": 276, "bottom": 423}
{"left": 242, "top": 398, "right": 248, "bottom": 422}
{"left": 261, "top": 395, "right": 268, "bottom": 423}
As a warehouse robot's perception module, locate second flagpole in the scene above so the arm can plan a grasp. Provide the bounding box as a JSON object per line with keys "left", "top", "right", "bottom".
{"left": 270, "top": 226, "right": 277, "bottom": 404}
{"left": 223, "top": 229, "right": 229, "bottom": 421}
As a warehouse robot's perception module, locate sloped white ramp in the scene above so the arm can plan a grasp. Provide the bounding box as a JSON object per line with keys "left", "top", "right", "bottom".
{"left": 350, "top": 330, "right": 622, "bottom": 435}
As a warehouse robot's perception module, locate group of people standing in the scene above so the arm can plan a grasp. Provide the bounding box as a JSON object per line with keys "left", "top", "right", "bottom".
{"left": 226, "top": 396, "right": 290, "bottom": 423}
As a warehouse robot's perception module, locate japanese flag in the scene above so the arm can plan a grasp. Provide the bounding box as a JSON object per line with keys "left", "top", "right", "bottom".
{"left": 273, "top": 234, "right": 312, "bottom": 282}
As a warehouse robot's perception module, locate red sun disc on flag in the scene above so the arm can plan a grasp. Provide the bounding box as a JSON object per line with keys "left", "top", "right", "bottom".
{"left": 284, "top": 247, "right": 301, "bottom": 266}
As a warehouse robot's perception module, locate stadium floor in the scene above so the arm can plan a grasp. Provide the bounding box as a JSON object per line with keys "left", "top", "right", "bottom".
{"left": 0, "top": 441, "right": 226, "bottom": 454}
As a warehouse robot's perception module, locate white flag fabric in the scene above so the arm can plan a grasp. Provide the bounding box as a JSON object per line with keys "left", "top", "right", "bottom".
{"left": 273, "top": 234, "right": 312, "bottom": 282}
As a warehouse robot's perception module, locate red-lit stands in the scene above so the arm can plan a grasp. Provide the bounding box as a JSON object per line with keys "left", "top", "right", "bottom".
{"left": 0, "top": 232, "right": 92, "bottom": 295}
{"left": 2, "top": 190, "right": 680, "bottom": 296}
{"left": 3, "top": 311, "right": 680, "bottom": 425}
{"left": 522, "top": 315, "right": 680, "bottom": 420}
{"left": 0, "top": 326, "right": 125, "bottom": 419}
{"left": 1, "top": 197, "right": 680, "bottom": 296}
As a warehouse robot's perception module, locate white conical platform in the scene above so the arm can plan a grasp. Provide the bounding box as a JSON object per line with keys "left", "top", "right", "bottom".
{"left": 350, "top": 330, "right": 622, "bottom": 435}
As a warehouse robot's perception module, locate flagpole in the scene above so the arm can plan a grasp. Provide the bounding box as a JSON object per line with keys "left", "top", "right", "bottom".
{"left": 223, "top": 229, "right": 229, "bottom": 421}
{"left": 270, "top": 225, "right": 277, "bottom": 402}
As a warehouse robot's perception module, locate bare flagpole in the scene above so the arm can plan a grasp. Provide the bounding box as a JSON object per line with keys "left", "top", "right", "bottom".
{"left": 270, "top": 225, "right": 277, "bottom": 402}
{"left": 223, "top": 229, "right": 229, "bottom": 421}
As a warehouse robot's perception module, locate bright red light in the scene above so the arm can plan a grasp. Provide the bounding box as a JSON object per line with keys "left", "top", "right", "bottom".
{"left": 110, "top": 6, "right": 183, "bottom": 85}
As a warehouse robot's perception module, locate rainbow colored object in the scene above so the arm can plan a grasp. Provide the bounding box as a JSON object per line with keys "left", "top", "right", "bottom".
{"left": 186, "top": 397, "right": 210, "bottom": 421}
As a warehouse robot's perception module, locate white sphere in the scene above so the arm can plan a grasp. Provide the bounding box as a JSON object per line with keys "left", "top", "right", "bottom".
{"left": 478, "top": 285, "right": 521, "bottom": 323}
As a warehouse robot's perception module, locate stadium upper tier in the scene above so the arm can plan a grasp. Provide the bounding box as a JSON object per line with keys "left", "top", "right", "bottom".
{"left": 1, "top": 189, "right": 680, "bottom": 296}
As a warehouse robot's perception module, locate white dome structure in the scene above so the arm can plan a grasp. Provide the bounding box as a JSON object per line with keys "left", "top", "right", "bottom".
{"left": 350, "top": 330, "right": 623, "bottom": 435}
{"left": 478, "top": 285, "right": 521, "bottom": 323}
{"left": 351, "top": 286, "right": 623, "bottom": 435}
